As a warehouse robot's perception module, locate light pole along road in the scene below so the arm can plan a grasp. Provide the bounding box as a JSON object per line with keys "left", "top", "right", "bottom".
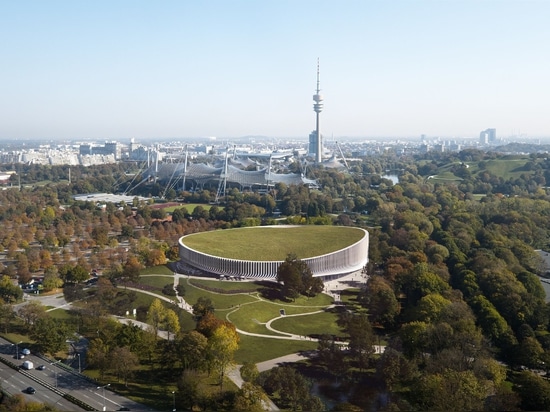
{"left": 98, "top": 383, "right": 110, "bottom": 411}
{"left": 51, "top": 359, "right": 62, "bottom": 388}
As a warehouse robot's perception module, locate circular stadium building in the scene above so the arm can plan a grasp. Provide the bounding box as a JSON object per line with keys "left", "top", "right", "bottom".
{"left": 178, "top": 226, "right": 369, "bottom": 280}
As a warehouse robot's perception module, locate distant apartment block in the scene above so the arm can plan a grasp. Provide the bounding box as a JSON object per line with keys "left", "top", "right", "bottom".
{"left": 480, "top": 128, "right": 496, "bottom": 144}
{"left": 79, "top": 141, "right": 121, "bottom": 159}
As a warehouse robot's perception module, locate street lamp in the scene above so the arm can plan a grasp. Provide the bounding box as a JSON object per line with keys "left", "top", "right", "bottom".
{"left": 97, "top": 383, "right": 110, "bottom": 411}
{"left": 77, "top": 353, "right": 81, "bottom": 373}
{"left": 12, "top": 340, "right": 23, "bottom": 359}
{"left": 172, "top": 390, "right": 176, "bottom": 412}
{"left": 51, "top": 360, "right": 62, "bottom": 388}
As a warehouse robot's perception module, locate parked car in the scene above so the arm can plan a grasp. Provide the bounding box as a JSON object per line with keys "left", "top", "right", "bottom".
{"left": 26, "top": 387, "right": 36, "bottom": 394}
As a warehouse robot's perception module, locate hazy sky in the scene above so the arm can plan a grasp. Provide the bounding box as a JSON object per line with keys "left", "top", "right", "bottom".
{"left": 1, "top": 0, "right": 549, "bottom": 140}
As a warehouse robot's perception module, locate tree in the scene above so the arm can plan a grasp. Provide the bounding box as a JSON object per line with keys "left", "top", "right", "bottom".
{"left": 87, "top": 338, "right": 111, "bottom": 379}
{"left": 515, "top": 371, "right": 550, "bottom": 411}
{"left": 317, "top": 334, "right": 349, "bottom": 382}
{"left": 0, "top": 393, "right": 56, "bottom": 411}
{"left": 398, "top": 321, "right": 429, "bottom": 359}
{"left": 516, "top": 337, "right": 544, "bottom": 369}
{"left": 163, "top": 308, "right": 180, "bottom": 341}
{"left": 178, "top": 369, "right": 201, "bottom": 410}
{"left": 61, "top": 264, "right": 89, "bottom": 284}
{"left": 192, "top": 296, "right": 215, "bottom": 321}
{"left": 91, "top": 226, "right": 109, "bottom": 247}
{"left": 179, "top": 331, "right": 208, "bottom": 371}
{"left": 42, "top": 266, "right": 63, "bottom": 291}
{"left": 410, "top": 293, "right": 451, "bottom": 323}
{"left": 30, "top": 317, "right": 73, "bottom": 355}
{"left": 208, "top": 324, "right": 240, "bottom": 390}
{"left": 147, "top": 299, "right": 166, "bottom": 339}
{"left": 412, "top": 370, "right": 489, "bottom": 411}
{"left": 96, "top": 277, "right": 117, "bottom": 304}
{"left": 122, "top": 256, "right": 142, "bottom": 282}
{"left": 377, "top": 348, "right": 416, "bottom": 392}
{"left": 110, "top": 346, "right": 139, "bottom": 386}
{"left": 346, "top": 313, "right": 376, "bottom": 371}
{"left": 18, "top": 301, "right": 46, "bottom": 326}
{"left": 63, "top": 283, "right": 86, "bottom": 302}
{"left": 0, "top": 302, "right": 15, "bottom": 333}
{"left": 276, "top": 254, "right": 321, "bottom": 300}
{"left": 0, "top": 275, "right": 23, "bottom": 303}
{"left": 240, "top": 361, "right": 259, "bottom": 383}
{"left": 470, "top": 294, "right": 516, "bottom": 348}
{"left": 262, "top": 366, "right": 320, "bottom": 411}
{"left": 360, "top": 275, "right": 399, "bottom": 327}
{"left": 233, "top": 382, "right": 269, "bottom": 412}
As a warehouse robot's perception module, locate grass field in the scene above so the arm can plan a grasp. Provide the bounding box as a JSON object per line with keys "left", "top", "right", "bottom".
{"left": 422, "top": 157, "right": 537, "bottom": 188}
{"left": 270, "top": 309, "right": 346, "bottom": 337}
{"left": 162, "top": 203, "right": 214, "bottom": 213}
{"left": 138, "top": 275, "right": 173, "bottom": 290}
{"left": 182, "top": 279, "right": 259, "bottom": 310}
{"left": 468, "top": 158, "right": 533, "bottom": 180}
{"left": 235, "top": 334, "right": 317, "bottom": 364}
{"left": 140, "top": 265, "right": 173, "bottom": 276}
{"left": 189, "top": 278, "right": 263, "bottom": 292}
{"left": 182, "top": 226, "right": 365, "bottom": 260}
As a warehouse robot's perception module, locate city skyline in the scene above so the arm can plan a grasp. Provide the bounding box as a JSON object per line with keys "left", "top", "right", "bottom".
{"left": 1, "top": 0, "right": 550, "bottom": 140}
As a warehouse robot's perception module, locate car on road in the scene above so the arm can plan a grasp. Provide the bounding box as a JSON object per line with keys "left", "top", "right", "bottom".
{"left": 25, "top": 387, "right": 36, "bottom": 394}
{"left": 21, "top": 348, "right": 31, "bottom": 355}
{"left": 14, "top": 353, "right": 24, "bottom": 359}
{"left": 37, "top": 365, "right": 46, "bottom": 370}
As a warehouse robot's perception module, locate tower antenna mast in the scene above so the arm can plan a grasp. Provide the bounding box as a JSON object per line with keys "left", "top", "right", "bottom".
{"left": 313, "top": 59, "right": 324, "bottom": 163}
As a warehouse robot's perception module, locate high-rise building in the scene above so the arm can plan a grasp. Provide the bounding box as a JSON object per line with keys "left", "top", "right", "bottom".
{"left": 479, "top": 131, "right": 489, "bottom": 145}
{"left": 308, "top": 130, "right": 319, "bottom": 158}
{"left": 310, "top": 60, "right": 324, "bottom": 163}
{"left": 480, "top": 128, "right": 496, "bottom": 144}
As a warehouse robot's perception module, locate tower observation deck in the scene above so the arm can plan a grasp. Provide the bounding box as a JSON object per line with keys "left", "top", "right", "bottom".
{"left": 313, "top": 59, "right": 324, "bottom": 163}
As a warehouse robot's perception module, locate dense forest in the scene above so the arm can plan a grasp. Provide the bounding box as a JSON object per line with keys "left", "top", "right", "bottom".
{"left": 2, "top": 149, "right": 550, "bottom": 409}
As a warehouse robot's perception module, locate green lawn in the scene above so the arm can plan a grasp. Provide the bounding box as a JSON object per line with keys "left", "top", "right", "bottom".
{"left": 182, "top": 279, "right": 259, "bottom": 310}
{"left": 163, "top": 203, "right": 214, "bottom": 212}
{"left": 47, "top": 308, "right": 74, "bottom": 320}
{"left": 189, "top": 278, "right": 264, "bottom": 292}
{"left": 235, "top": 334, "right": 318, "bottom": 364}
{"left": 138, "top": 275, "right": 174, "bottom": 289}
{"left": 469, "top": 158, "right": 532, "bottom": 180}
{"left": 181, "top": 226, "right": 365, "bottom": 260}
{"left": 270, "top": 310, "right": 346, "bottom": 337}
{"left": 140, "top": 265, "right": 173, "bottom": 276}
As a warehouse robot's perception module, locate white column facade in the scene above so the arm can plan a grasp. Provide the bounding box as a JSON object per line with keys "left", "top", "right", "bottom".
{"left": 178, "top": 229, "right": 369, "bottom": 280}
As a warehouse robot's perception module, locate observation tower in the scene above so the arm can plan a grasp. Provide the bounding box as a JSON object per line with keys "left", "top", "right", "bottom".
{"left": 312, "top": 59, "right": 324, "bottom": 163}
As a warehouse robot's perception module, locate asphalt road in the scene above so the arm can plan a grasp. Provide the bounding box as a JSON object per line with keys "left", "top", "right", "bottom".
{"left": 0, "top": 336, "right": 151, "bottom": 411}
{"left": 0, "top": 363, "right": 81, "bottom": 410}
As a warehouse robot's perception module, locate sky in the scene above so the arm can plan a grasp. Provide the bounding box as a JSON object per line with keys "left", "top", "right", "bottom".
{"left": 1, "top": 0, "right": 550, "bottom": 141}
